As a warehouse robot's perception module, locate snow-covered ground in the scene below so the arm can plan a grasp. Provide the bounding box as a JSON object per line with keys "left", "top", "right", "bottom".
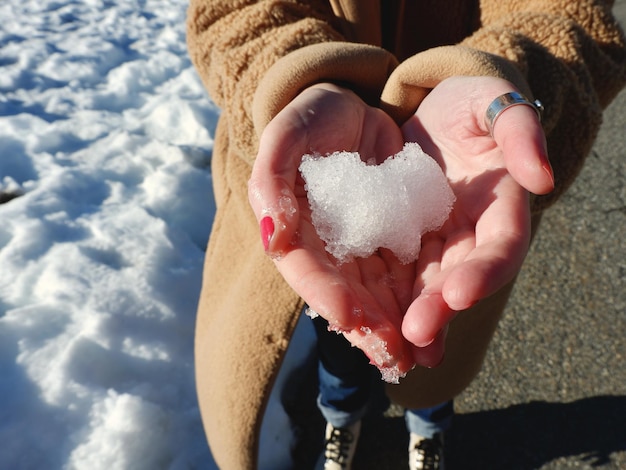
{"left": 0, "top": 1, "right": 222, "bottom": 468}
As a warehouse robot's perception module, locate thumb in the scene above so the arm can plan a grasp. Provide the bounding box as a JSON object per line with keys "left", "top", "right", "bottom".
{"left": 248, "top": 174, "right": 299, "bottom": 254}
{"left": 491, "top": 105, "right": 555, "bottom": 195}
{"left": 248, "top": 126, "right": 302, "bottom": 255}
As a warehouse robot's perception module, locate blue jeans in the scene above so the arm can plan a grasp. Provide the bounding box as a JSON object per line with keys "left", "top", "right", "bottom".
{"left": 313, "top": 315, "right": 453, "bottom": 437}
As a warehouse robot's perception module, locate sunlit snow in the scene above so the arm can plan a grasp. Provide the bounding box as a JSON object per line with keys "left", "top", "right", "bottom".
{"left": 0, "top": 1, "right": 221, "bottom": 468}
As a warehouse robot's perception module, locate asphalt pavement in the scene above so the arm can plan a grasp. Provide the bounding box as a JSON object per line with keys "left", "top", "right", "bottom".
{"left": 347, "top": 3, "right": 626, "bottom": 468}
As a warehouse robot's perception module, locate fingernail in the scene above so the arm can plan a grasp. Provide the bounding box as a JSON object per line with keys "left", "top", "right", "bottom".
{"left": 542, "top": 159, "right": 555, "bottom": 189}
{"left": 427, "top": 325, "right": 449, "bottom": 368}
{"left": 260, "top": 216, "right": 274, "bottom": 251}
{"left": 538, "top": 141, "right": 555, "bottom": 189}
{"left": 427, "top": 352, "right": 446, "bottom": 369}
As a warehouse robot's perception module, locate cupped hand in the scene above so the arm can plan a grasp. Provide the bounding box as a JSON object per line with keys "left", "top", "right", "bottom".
{"left": 249, "top": 76, "right": 554, "bottom": 376}
{"left": 248, "top": 83, "right": 417, "bottom": 378}
{"left": 400, "top": 75, "right": 554, "bottom": 366}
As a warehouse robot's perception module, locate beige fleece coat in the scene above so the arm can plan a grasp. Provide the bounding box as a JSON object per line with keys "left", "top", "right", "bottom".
{"left": 187, "top": 1, "right": 626, "bottom": 468}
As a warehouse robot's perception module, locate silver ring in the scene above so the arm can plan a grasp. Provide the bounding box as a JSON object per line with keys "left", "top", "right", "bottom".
{"left": 485, "top": 92, "right": 543, "bottom": 136}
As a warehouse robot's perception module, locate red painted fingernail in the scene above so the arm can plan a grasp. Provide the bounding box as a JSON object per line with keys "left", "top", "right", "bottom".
{"left": 260, "top": 216, "right": 274, "bottom": 251}
{"left": 542, "top": 160, "right": 555, "bottom": 189}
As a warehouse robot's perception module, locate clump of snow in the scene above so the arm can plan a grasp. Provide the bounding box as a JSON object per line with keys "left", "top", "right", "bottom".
{"left": 300, "top": 144, "right": 455, "bottom": 384}
{"left": 305, "top": 306, "right": 320, "bottom": 319}
{"left": 352, "top": 323, "right": 408, "bottom": 384}
{"left": 299, "top": 143, "right": 455, "bottom": 264}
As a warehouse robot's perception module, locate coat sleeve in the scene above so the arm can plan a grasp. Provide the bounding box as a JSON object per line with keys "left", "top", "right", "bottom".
{"left": 186, "top": 0, "right": 397, "bottom": 164}
{"left": 381, "top": 0, "right": 626, "bottom": 211}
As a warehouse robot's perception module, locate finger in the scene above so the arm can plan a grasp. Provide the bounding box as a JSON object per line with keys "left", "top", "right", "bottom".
{"left": 248, "top": 171, "right": 300, "bottom": 254}
{"left": 402, "top": 291, "right": 457, "bottom": 347}
{"left": 410, "top": 232, "right": 444, "bottom": 297}
{"left": 440, "top": 242, "right": 525, "bottom": 311}
{"left": 248, "top": 112, "right": 306, "bottom": 254}
{"left": 448, "top": 177, "right": 531, "bottom": 305}
{"left": 378, "top": 248, "right": 417, "bottom": 313}
{"left": 355, "top": 255, "right": 404, "bottom": 327}
{"left": 344, "top": 300, "right": 416, "bottom": 379}
{"left": 410, "top": 325, "right": 448, "bottom": 368}
{"left": 491, "top": 105, "right": 555, "bottom": 195}
{"left": 275, "top": 245, "right": 364, "bottom": 331}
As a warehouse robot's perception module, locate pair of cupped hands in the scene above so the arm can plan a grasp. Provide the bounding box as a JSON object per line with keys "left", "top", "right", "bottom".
{"left": 248, "top": 76, "right": 554, "bottom": 378}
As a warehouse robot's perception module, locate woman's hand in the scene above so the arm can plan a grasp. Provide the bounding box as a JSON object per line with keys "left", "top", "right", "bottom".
{"left": 248, "top": 83, "right": 417, "bottom": 378}
{"left": 400, "top": 75, "right": 554, "bottom": 366}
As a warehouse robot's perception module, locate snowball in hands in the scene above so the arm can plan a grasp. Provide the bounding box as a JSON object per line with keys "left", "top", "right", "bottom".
{"left": 299, "top": 143, "right": 455, "bottom": 383}
{"left": 299, "top": 143, "right": 455, "bottom": 264}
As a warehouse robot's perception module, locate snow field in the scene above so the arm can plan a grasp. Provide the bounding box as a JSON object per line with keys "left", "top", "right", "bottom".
{"left": 1, "top": 1, "right": 219, "bottom": 468}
